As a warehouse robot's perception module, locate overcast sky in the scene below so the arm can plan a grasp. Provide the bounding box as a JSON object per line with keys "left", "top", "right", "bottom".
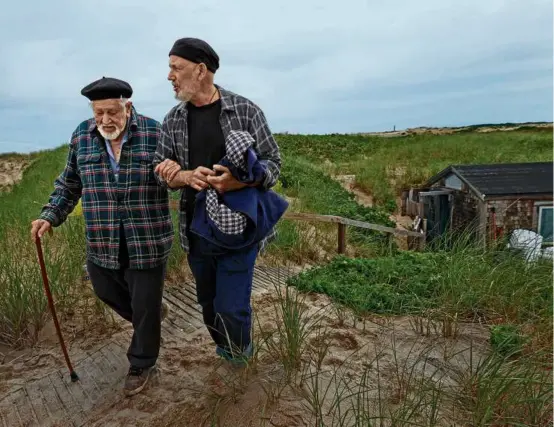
{"left": 0, "top": 0, "right": 552, "bottom": 153}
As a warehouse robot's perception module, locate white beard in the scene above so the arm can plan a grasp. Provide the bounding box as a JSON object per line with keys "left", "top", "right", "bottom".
{"left": 98, "top": 126, "right": 123, "bottom": 140}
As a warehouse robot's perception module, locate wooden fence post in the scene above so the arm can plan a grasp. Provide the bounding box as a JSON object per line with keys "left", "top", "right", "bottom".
{"left": 420, "top": 219, "right": 428, "bottom": 250}
{"left": 338, "top": 223, "right": 346, "bottom": 254}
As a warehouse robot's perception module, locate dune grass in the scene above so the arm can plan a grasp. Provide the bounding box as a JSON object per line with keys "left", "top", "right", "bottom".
{"left": 277, "top": 129, "right": 553, "bottom": 206}
{"left": 0, "top": 145, "right": 186, "bottom": 346}
{"left": 1, "top": 129, "right": 552, "bottom": 425}
{"left": 208, "top": 258, "right": 552, "bottom": 426}
{"left": 0, "top": 146, "right": 86, "bottom": 346}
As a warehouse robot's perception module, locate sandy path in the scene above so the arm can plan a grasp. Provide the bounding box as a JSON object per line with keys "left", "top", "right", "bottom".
{"left": 0, "top": 280, "right": 490, "bottom": 426}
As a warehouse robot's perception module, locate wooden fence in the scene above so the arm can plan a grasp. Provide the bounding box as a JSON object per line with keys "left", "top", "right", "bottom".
{"left": 169, "top": 199, "right": 426, "bottom": 253}
{"left": 283, "top": 212, "right": 426, "bottom": 253}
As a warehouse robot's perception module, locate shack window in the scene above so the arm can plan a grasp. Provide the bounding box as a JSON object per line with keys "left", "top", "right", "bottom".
{"left": 538, "top": 205, "right": 553, "bottom": 243}
{"left": 444, "top": 174, "right": 463, "bottom": 190}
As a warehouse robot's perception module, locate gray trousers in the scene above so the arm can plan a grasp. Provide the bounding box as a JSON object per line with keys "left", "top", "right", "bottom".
{"left": 86, "top": 226, "right": 165, "bottom": 368}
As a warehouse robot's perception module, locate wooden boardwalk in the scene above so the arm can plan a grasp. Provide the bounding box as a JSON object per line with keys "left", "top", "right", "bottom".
{"left": 0, "top": 265, "right": 297, "bottom": 427}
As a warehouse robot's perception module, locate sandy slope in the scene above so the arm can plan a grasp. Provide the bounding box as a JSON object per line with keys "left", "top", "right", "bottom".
{"left": 0, "top": 158, "right": 30, "bottom": 190}
{"left": 1, "top": 283, "right": 490, "bottom": 426}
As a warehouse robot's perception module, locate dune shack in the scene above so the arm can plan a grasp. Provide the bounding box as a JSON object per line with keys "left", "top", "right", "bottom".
{"left": 402, "top": 162, "right": 553, "bottom": 245}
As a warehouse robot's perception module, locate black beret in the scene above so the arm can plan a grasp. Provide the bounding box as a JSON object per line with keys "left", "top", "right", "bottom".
{"left": 169, "top": 38, "right": 219, "bottom": 73}
{"left": 80, "top": 76, "right": 133, "bottom": 101}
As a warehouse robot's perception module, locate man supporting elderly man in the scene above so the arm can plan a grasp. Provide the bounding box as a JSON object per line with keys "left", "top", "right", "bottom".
{"left": 153, "top": 37, "right": 283, "bottom": 364}
{"left": 30, "top": 77, "right": 173, "bottom": 396}
{"left": 30, "top": 36, "right": 281, "bottom": 400}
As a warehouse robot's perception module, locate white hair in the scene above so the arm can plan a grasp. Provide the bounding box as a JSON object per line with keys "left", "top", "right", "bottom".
{"left": 89, "top": 97, "right": 130, "bottom": 110}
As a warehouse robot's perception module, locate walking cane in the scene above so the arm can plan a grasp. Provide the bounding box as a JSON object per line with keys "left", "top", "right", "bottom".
{"left": 35, "top": 236, "right": 79, "bottom": 382}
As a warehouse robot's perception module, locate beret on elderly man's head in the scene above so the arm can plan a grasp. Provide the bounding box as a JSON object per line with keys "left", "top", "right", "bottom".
{"left": 169, "top": 37, "right": 220, "bottom": 73}
{"left": 81, "top": 77, "right": 133, "bottom": 101}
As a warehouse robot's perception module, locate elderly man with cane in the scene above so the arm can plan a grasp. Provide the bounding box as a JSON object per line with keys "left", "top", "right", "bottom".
{"left": 153, "top": 37, "right": 284, "bottom": 365}
{"left": 30, "top": 77, "right": 173, "bottom": 396}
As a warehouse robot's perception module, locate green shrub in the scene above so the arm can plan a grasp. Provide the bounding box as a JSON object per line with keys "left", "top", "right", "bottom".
{"left": 490, "top": 324, "right": 525, "bottom": 356}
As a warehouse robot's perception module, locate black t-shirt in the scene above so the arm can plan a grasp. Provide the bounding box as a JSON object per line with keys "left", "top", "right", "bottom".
{"left": 185, "top": 99, "right": 226, "bottom": 224}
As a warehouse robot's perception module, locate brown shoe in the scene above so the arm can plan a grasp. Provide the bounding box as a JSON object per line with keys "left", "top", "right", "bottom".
{"left": 123, "top": 366, "right": 154, "bottom": 397}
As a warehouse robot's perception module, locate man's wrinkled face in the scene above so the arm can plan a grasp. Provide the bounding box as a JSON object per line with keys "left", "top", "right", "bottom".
{"left": 167, "top": 55, "right": 203, "bottom": 102}
{"left": 92, "top": 99, "right": 131, "bottom": 140}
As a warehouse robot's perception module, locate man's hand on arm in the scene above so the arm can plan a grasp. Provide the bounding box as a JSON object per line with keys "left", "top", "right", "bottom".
{"left": 207, "top": 165, "right": 260, "bottom": 194}
{"left": 155, "top": 159, "right": 181, "bottom": 184}
{"left": 154, "top": 160, "right": 215, "bottom": 190}
{"left": 181, "top": 167, "right": 216, "bottom": 191}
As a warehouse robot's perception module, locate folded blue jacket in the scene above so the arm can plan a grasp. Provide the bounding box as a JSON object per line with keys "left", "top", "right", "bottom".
{"left": 189, "top": 130, "right": 289, "bottom": 250}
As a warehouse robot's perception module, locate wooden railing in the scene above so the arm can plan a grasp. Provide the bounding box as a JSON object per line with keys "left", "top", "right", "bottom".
{"left": 282, "top": 212, "right": 426, "bottom": 253}
{"left": 170, "top": 198, "right": 426, "bottom": 253}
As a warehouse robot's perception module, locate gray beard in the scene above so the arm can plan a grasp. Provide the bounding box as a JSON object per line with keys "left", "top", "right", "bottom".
{"left": 175, "top": 89, "right": 193, "bottom": 102}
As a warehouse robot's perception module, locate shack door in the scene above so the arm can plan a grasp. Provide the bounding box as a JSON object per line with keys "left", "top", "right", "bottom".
{"left": 421, "top": 191, "right": 452, "bottom": 242}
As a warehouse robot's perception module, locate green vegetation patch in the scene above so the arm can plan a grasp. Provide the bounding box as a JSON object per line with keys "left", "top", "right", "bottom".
{"left": 278, "top": 154, "right": 396, "bottom": 252}
{"left": 287, "top": 247, "right": 552, "bottom": 325}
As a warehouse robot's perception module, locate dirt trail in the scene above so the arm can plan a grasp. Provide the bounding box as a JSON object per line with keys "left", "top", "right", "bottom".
{"left": 334, "top": 174, "right": 374, "bottom": 208}
{"left": 85, "top": 289, "right": 490, "bottom": 426}
{"left": 0, "top": 280, "right": 490, "bottom": 426}
{"left": 0, "top": 158, "right": 31, "bottom": 191}
{"left": 333, "top": 174, "right": 415, "bottom": 249}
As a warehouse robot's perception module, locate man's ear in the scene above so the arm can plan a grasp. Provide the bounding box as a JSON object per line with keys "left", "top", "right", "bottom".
{"left": 197, "top": 63, "right": 207, "bottom": 81}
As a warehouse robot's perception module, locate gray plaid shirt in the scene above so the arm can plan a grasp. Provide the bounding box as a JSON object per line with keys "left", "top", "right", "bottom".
{"left": 152, "top": 85, "right": 282, "bottom": 252}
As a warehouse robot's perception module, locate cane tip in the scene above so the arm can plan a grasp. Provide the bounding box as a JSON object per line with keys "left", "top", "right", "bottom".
{"left": 70, "top": 371, "right": 79, "bottom": 382}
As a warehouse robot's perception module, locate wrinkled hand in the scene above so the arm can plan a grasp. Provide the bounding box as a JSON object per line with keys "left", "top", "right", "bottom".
{"left": 30, "top": 219, "right": 52, "bottom": 241}
{"left": 206, "top": 165, "right": 248, "bottom": 194}
{"left": 185, "top": 166, "right": 216, "bottom": 191}
{"left": 154, "top": 159, "right": 182, "bottom": 183}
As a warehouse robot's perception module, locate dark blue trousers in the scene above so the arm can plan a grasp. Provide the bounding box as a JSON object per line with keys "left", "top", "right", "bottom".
{"left": 187, "top": 234, "right": 258, "bottom": 359}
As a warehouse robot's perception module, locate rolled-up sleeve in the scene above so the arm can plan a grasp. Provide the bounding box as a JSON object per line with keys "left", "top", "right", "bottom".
{"left": 248, "top": 108, "right": 281, "bottom": 190}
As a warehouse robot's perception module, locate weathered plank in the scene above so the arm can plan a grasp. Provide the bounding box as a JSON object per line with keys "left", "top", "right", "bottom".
{"left": 166, "top": 288, "right": 203, "bottom": 317}
{"left": 163, "top": 293, "right": 204, "bottom": 330}
{"left": 13, "top": 388, "right": 37, "bottom": 426}
{"left": 0, "top": 391, "right": 21, "bottom": 427}
{"left": 49, "top": 371, "right": 85, "bottom": 426}
{"left": 36, "top": 375, "right": 65, "bottom": 423}
{"left": 0, "top": 265, "right": 296, "bottom": 427}
{"left": 72, "top": 357, "right": 102, "bottom": 406}
{"left": 25, "top": 380, "right": 50, "bottom": 425}
{"left": 284, "top": 212, "right": 424, "bottom": 238}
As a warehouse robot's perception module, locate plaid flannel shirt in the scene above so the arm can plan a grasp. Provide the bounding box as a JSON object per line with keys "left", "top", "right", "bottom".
{"left": 39, "top": 107, "right": 174, "bottom": 270}
{"left": 152, "top": 85, "right": 281, "bottom": 252}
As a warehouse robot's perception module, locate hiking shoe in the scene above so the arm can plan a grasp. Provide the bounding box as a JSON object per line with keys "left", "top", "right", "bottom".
{"left": 216, "top": 343, "right": 253, "bottom": 366}
{"left": 123, "top": 366, "right": 154, "bottom": 397}
{"left": 161, "top": 301, "right": 169, "bottom": 323}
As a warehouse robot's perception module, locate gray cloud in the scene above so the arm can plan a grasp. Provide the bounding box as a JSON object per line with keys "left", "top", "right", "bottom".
{"left": 0, "top": 0, "right": 551, "bottom": 152}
